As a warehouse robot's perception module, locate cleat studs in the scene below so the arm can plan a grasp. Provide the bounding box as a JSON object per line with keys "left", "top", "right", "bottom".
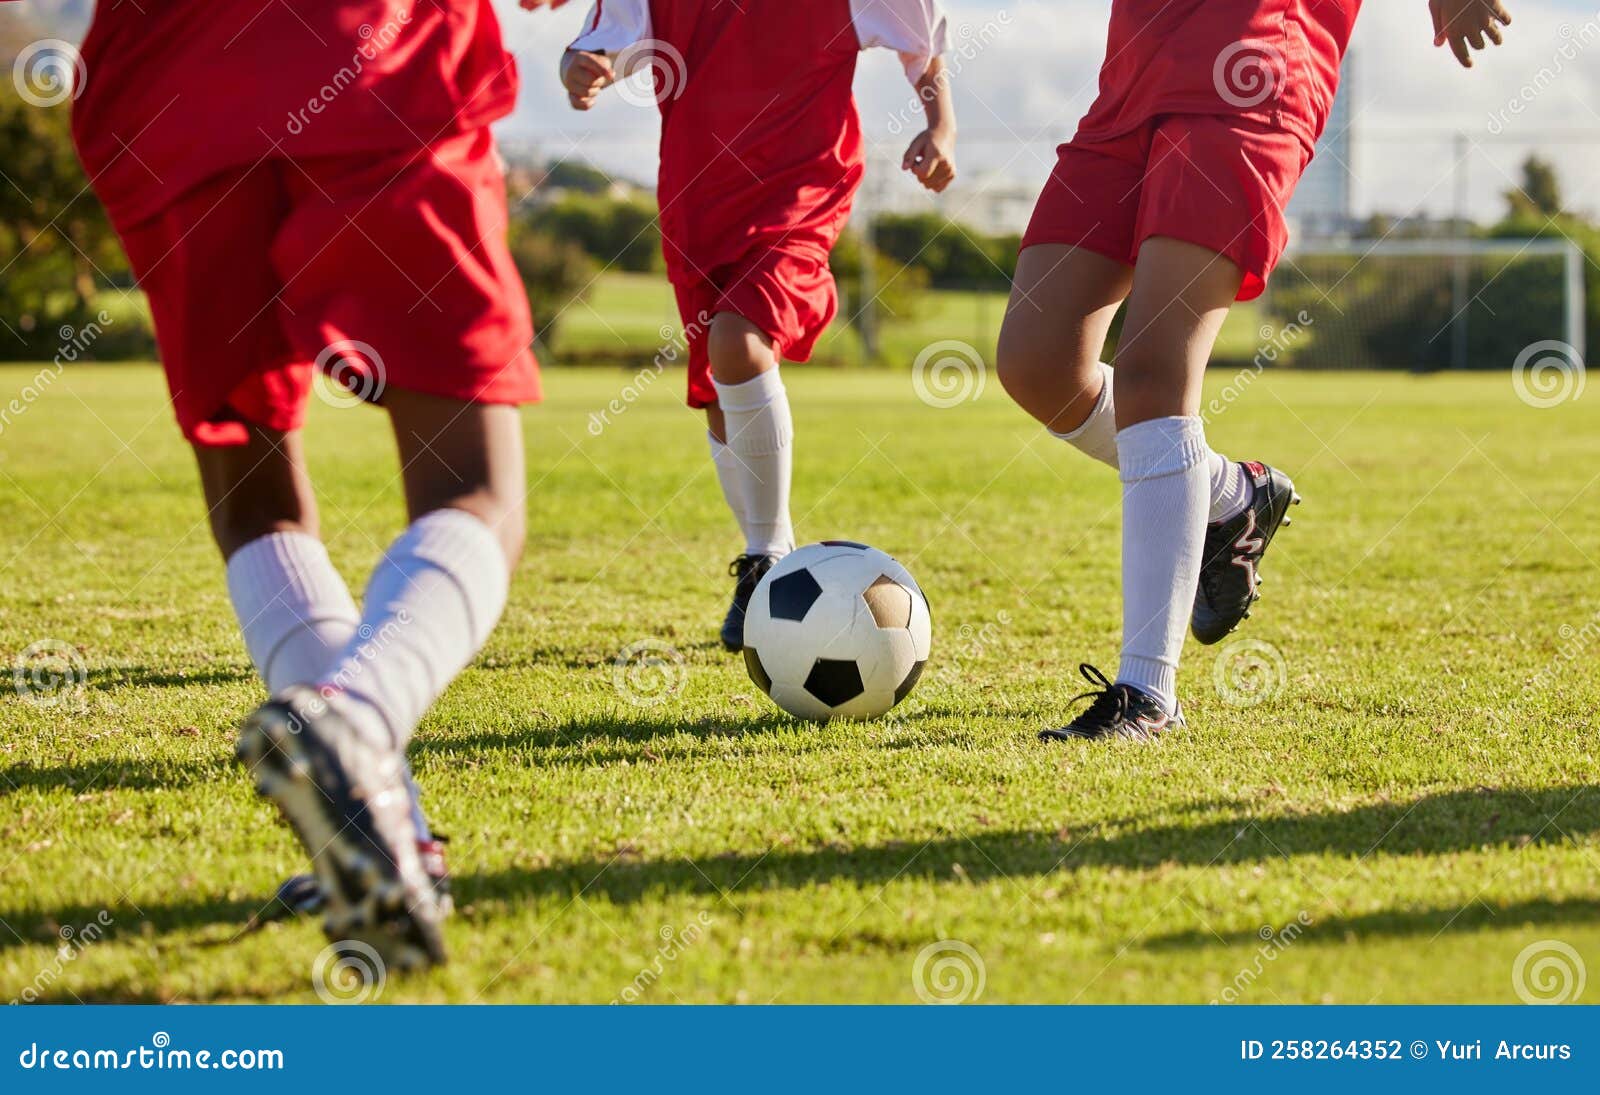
{"left": 1282, "top": 517, "right": 1292, "bottom": 526}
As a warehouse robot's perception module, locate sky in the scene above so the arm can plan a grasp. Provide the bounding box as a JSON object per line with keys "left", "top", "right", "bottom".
{"left": 495, "top": 0, "right": 1600, "bottom": 225}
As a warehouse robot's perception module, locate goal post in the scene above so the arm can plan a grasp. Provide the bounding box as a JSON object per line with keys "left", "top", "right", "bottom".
{"left": 1262, "top": 238, "right": 1586, "bottom": 371}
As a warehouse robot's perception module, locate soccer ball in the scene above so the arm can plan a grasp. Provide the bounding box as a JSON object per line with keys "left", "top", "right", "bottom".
{"left": 742, "top": 541, "right": 932, "bottom": 721}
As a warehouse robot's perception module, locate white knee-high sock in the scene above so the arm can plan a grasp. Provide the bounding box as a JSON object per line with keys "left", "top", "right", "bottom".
{"left": 1048, "top": 362, "right": 1119, "bottom": 469}
{"left": 708, "top": 431, "right": 751, "bottom": 545}
{"left": 1115, "top": 416, "right": 1210, "bottom": 713}
{"left": 226, "top": 532, "right": 360, "bottom": 693}
{"left": 1207, "top": 452, "right": 1252, "bottom": 523}
{"left": 713, "top": 371, "right": 794, "bottom": 557}
{"left": 227, "top": 531, "right": 436, "bottom": 838}
{"left": 316, "top": 509, "right": 509, "bottom": 751}
{"left": 1048, "top": 365, "right": 1254, "bottom": 524}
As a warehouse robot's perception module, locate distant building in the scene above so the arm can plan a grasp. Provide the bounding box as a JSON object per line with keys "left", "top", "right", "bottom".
{"left": 1288, "top": 55, "right": 1357, "bottom": 239}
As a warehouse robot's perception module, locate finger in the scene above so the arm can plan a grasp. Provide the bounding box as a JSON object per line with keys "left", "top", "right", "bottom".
{"left": 1490, "top": 1, "right": 1511, "bottom": 25}
{"left": 902, "top": 140, "right": 920, "bottom": 171}
{"left": 1450, "top": 33, "right": 1473, "bottom": 67}
{"left": 1485, "top": 23, "right": 1503, "bottom": 46}
{"left": 1467, "top": 29, "right": 1486, "bottom": 50}
{"left": 1430, "top": 0, "right": 1443, "bottom": 43}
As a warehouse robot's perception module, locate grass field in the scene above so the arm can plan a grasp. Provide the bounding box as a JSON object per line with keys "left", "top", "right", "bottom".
{"left": 1, "top": 362, "right": 1597, "bottom": 1004}
{"left": 549, "top": 272, "right": 1268, "bottom": 367}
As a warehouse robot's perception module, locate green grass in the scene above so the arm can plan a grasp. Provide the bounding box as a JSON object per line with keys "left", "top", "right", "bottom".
{"left": 1, "top": 363, "right": 1597, "bottom": 1004}
{"left": 552, "top": 272, "right": 1266, "bottom": 367}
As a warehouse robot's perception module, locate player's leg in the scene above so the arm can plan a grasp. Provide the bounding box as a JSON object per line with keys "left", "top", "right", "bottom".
{"left": 314, "top": 389, "right": 522, "bottom": 754}
{"left": 705, "top": 311, "right": 794, "bottom": 650}
{"left": 198, "top": 424, "right": 451, "bottom": 920}
{"left": 995, "top": 243, "right": 1132, "bottom": 466}
{"left": 1041, "top": 236, "right": 1241, "bottom": 741}
{"left": 238, "top": 129, "right": 538, "bottom": 967}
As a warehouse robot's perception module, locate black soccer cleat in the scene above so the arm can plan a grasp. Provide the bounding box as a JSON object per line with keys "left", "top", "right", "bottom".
{"left": 1191, "top": 461, "right": 1300, "bottom": 645}
{"left": 1038, "top": 664, "right": 1184, "bottom": 743}
{"left": 265, "top": 837, "right": 453, "bottom": 923}
{"left": 720, "top": 553, "right": 781, "bottom": 651}
{"left": 235, "top": 686, "right": 447, "bottom": 969}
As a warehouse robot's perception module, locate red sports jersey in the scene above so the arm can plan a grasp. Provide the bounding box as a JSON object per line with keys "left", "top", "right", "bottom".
{"left": 569, "top": 0, "right": 947, "bottom": 287}
{"left": 72, "top": 0, "right": 519, "bottom": 226}
{"left": 1078, "top": 0, "right": 1361, "bottom": 152}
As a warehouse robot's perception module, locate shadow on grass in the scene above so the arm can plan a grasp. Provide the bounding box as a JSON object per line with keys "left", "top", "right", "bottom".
{"left": 1140, "top": 897, "right": 1600, "bottom": 950}
{"left": 408, "top": 706, "right": 958, "bottom": 767}
{"left": 0, "top": 757, "right": 229, "bottom": 797}
{"left": 3, "top": 785, "right": 1591, "bottom": 957}
{"left": 84, "top": 665, "right": 256, "bottom": 691}
{"left": 455, "top": 785, "right": 1599, "bottom": 908}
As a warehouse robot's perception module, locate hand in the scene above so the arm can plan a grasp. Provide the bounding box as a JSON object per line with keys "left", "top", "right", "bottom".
{"left": 561, "top": 50, "right": 615, "bottom": 111}
{"left": 1430, "top": 0, "right": 1511, "bottom": 67}
{"left": 902, "top": 127, "right": 956, "bottom": 193}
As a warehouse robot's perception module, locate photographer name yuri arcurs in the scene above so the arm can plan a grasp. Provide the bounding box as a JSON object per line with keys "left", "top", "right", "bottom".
{"left": 1240, "top": 1038, "right": 1574, "bottom": 1063}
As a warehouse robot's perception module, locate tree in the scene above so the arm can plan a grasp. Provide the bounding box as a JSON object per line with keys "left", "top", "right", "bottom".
{"left": 0, "top": 92, "right": 131, "bottom": 357}
{"left": 528, "top": 193, "right": 661, "bottom": 273}
{"left": 1504, "top": 155, "right": 1563, "bottom": 220}
{"left": 506, "top": 222, "right": 598, "bottom": 351}
{"left": 829, "top": 231, "right": 929, "bottom": 361}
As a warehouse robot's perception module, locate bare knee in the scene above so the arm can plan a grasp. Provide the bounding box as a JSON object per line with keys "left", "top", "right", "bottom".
{"left": 995, "top": 314, "right": 1105, "bottom": 432}
{"left": 707, "top": 313, "right": 776, "bottom": 386}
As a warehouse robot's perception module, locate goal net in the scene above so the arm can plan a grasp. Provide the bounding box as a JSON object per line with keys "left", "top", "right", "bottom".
{"left": 1261, "top": 239, "right": 1587, "bottom": 371}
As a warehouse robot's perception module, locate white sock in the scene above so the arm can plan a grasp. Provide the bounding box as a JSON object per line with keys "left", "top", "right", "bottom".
{"left": 1114, "top": 416, "right": 1210, "bottom": 714}
{"left": 708, "top": 431, "right": 751, "bottom": 544}
{"left": 1048, "top": 368, "right": 1253, "bottom": 525}
{"left": 1207, "top": 452, "right": 1252, "bottom": 523}
{"left": 1048, "top": 362, "right": 1119, "bottom": 469}
{"left": 227, "top": 531, "right": 437, "bottom": 839}
{"left": 226, "top": 532, "right": 359, "bottom": 693}
{"left": 713, "top": 371, "right": 794, "bottom": 556}
{"left": 317, "top": 509, "right": 509, "bottom": 751}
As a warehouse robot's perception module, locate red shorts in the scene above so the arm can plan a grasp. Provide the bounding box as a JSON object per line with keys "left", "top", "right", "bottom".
{"left": 1021, "top": 114, "right": 1311, "bottom": 301}
{"left": 112, "top": 129, "right": 540, "bottom": 446}
{"left": 670, "top": 248, "right": 836, "bottom": 408}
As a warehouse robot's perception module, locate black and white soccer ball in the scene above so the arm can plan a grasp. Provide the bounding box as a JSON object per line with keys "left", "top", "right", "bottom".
{"left": 742, "top": 541, "right": 932, "bottom": 721}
